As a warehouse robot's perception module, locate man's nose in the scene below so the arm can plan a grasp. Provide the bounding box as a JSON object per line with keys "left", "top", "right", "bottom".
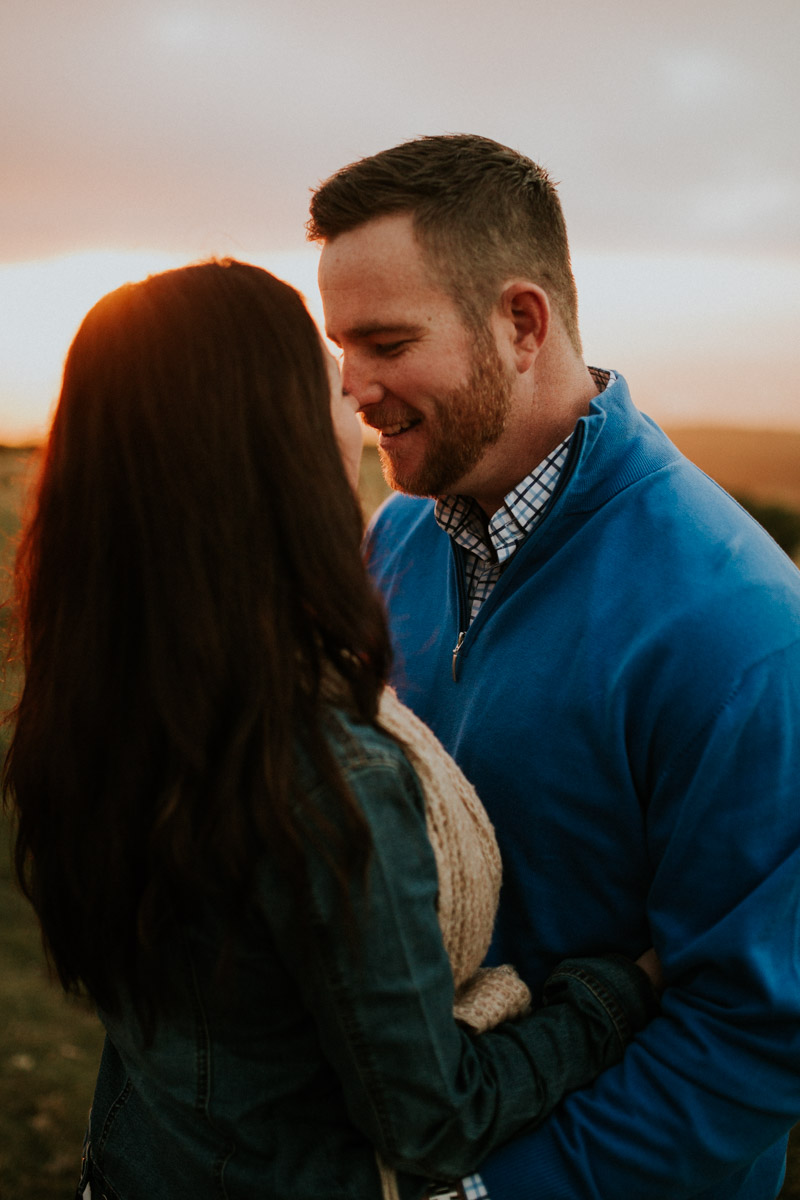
{"left": 340, "top": 356, "right": 384, "bottom": 408}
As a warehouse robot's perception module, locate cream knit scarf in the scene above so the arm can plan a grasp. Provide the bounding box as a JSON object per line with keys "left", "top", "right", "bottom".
{"left": 374, "top": 689, "right": 531, "bottom": 1200}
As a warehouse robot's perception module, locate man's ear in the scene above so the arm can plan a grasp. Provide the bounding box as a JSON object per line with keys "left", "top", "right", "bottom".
{"left": 497, "top": 282, "right": 550, "bottom": 373}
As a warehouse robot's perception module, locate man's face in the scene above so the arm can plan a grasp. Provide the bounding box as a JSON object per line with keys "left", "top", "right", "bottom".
{"left": 324, "top": 345, "right": 362, "bottom": 492}
{"left": 319, "top": 213, "right": 514, "bottom": 508}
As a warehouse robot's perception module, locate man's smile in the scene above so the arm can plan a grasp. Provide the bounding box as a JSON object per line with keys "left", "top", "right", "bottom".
{"left": 361, "top": 406, "right": 424, "bottom": 440}
{"left": 377, "top": 417, "right": 422, "bottom": 439}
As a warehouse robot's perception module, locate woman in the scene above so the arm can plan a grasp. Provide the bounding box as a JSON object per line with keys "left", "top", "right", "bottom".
{"left": 3, "top": 260, "right": 657, "bottom": 1200}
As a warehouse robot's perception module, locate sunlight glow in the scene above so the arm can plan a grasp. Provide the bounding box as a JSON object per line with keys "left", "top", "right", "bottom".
{"left": 0, "top": 251, "right": 186, "bottom": 441}
{"left": 0, "top": 248, "right": 323, "bottom": 443}
{"left": 0, "top": 245, "right": 797, "bottom": 443}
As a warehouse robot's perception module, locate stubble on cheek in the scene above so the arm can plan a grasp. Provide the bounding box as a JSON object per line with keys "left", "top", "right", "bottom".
{"left": 380, "top": 338, "right": 513, "bottom": 499}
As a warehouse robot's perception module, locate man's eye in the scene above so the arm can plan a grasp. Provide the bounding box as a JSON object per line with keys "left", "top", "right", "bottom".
{"left": 374, "top": 340, "right": 408, "bottom": 356}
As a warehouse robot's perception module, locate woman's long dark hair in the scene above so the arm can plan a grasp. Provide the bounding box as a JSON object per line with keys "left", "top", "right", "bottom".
{"left": 3, "top": 259, "right": 390, "bottom": 1021}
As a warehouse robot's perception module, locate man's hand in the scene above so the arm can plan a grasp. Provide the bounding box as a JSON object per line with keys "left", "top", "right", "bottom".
{"left": 635, "top": 948, "right": 664, "bottom": 994}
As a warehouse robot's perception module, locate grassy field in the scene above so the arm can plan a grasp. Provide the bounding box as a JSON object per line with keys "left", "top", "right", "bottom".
{"left": 0, "top": 812, "right": 104, "bottom": 1199}
{"left": 1, "top": 442, "right": 799, "bottom": 1198}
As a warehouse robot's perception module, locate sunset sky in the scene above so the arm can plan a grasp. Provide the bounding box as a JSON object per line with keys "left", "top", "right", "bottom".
{"left": 1, "top": 0, "right": 798, "bottom": 441}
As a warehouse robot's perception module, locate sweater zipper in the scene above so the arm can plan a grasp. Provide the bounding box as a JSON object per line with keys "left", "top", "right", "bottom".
{"left": 452, "top": 630, "right": 465, "bottom": 681}
{"left": 448, "top": 416, "right": 587, "bottom": 683}
{"left": 451, "top": 544, "right": 468, "bottom": 682}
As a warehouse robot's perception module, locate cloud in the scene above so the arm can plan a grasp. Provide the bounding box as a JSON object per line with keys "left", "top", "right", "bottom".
{"left": 2, "top": 0, "right": 798, "bottom": 260}
{"left": 1, "top": 0, "right": 797, "bottom": 437}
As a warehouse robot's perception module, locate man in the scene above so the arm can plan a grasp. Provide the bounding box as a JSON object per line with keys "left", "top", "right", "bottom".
{"left": 308, "top": 135, "right": 800, "bottom": 1199}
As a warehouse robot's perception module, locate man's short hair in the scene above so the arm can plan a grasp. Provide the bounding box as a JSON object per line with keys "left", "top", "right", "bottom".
{"left": 308, "top": 133, "right": 582, "bottom": 354}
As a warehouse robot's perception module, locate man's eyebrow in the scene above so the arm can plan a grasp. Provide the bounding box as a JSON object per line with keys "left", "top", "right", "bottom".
{"left": 327, "top": 322, "right": 426, "bottom": 344}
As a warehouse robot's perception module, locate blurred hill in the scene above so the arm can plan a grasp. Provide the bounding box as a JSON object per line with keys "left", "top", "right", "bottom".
{"left": 665, "top": 426, "right": 800, "bottom": 510}
{"left": 362, "top": 428, "right": 800, "bottom": 520}
{"left": 2, "top": 432, "right": 798, "bottom": 545}
{"left": 362, "top": 428, "right": 800, "bottom": 559}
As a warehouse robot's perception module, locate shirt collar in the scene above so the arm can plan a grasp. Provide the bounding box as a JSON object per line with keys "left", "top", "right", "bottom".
{"left": 435, "top": 435, "right": 573, "bottom": 563}
{"left": 434, "top": 368, "right": 614, "bottom": 562}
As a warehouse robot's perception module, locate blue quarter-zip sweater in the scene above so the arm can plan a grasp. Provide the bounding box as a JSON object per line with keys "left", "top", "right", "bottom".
{"left": 365, "top": 374, "right": 800, "bottom": 1200}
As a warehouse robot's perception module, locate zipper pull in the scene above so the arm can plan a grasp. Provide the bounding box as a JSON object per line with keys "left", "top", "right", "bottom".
{"left": 452, "top": 630, "right": 465, "bottom": 682}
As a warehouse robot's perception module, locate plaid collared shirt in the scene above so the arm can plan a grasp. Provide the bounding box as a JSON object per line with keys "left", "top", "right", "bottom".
{"left": 433, "top": 369, "right": 612, "bottom": 627}
{"left": 434, "top": 436, "right": 572, "bottom": 625}
{"left": 426, "top": 1173, "right": 489, "bottom": 1199}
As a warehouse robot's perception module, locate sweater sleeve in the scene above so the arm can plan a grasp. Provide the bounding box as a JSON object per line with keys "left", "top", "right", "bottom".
{"left": 481, "top": 640, "right": 800, "bottom": 1200}
{"left": 259, "top": 736, "right": 656, "bottom": 1185}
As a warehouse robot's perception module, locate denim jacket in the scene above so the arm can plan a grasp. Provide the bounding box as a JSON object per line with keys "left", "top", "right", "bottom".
{"left": 78, "top": 709, "right": 656, "bottom": 1200}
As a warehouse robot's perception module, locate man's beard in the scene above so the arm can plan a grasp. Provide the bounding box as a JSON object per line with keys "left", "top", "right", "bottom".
{"left": 379, "top": 332, "right": 513, "bottom": 499}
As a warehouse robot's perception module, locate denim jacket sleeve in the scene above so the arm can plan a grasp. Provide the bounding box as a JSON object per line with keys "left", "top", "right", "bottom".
{"left": 258, "top": 726, "right": 656, "bottom": 1181}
